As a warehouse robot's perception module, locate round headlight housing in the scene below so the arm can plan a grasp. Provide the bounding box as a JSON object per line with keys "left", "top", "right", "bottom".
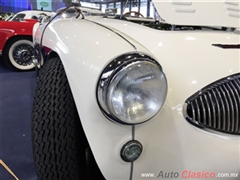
{"left": 97, "top": 53, "right": 167, "bottom": 125}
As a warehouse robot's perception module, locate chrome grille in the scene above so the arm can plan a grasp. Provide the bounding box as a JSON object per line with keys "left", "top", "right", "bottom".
{"left": 184, "top": 73, "right": 240, "bottom": 135}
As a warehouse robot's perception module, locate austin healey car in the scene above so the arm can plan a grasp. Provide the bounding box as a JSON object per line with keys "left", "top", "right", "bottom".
{"left": 31, "top": 0, "right": 240, "bottom": 179}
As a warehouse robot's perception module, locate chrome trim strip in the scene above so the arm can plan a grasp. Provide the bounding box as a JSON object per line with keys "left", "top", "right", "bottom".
{"left": 132, "top": 125, "right": 135, "bottom": 140}
{"left": 86, "top": 19, "right": 137, "bottom": 50}
{"left": 130, "top": 125, "right": 135, "bottom": 180}
{"left": 130, "top": 162, "right": 133, "bottom": 180}
{"left": 212, "top": 44, "right": 240, "bottom": 49}
{"left": 0, "top": 51, "right": 2, "bottom": 56}
{"left": 182, "top": 102, "right": 188, "bottom": 119}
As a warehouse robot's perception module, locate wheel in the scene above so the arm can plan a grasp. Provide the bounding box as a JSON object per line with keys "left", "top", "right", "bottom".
{"left": 32, "top": 57, "right": 105, "bottom": 180}
{"left": 3, "top": 37, "right": 35, "bottom": 71}
{"left": 123, "top": 11, "right": 145, "bottom": 18}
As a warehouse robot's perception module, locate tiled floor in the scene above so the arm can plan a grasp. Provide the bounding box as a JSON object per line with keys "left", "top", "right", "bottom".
{"left": 0, "top": 58, "right": 37, "bottom": 180}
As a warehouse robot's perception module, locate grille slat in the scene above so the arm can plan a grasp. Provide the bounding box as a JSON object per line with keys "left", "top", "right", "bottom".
{"left": 212, "top": 89, "right": 221, "bottom": 129}
{"left": 207, "top": 91, "right": 216, "bottom": 128}
{"left": 199, "top": 96, "right": 207, "bottom": 125}
{"left": 216, "top": 87, "right": 226, "bottom": 130}
{"left": 195, "top": 99, "right": 201, "bottom": 121}
{"left": 229, "top": 81, "right": 239, "bottom": 132}
{"left": 204, "top": 94, "right": 211, "bottom": 126}
{"left": 221, "top": 85, "right": 231, "bottom": 131}
{"left": 185, "top": 73, "right": 240, "bottom": 135}
{"left": 225, "top": 83, "right": 236, "bottom": 132}
{"left": 191, "top": 102, "right": 196, "bottom": 121}
{"left": 233, "top": 79, "right": 240, "bottom": 132}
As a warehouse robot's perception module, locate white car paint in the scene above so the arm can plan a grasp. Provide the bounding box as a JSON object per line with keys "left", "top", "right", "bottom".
{"left": 34, "top": 2, "right": 240, "bottom": 180}
{"left": 88, "top": 17, "right": 240, "bottom": 179}
{"left": 153, "top": 0, "right": 240, "bottom": 28}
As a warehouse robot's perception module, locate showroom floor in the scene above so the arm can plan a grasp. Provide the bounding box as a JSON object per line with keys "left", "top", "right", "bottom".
{"left": 0, "top": 58, "right": 37, "bottom": 180}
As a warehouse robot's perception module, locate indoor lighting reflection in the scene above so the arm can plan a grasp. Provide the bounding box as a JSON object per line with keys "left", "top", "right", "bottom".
{"left": 185, "top": 37, "right": 196, "bottom": 41}
{"left": 192, "top": 80, "right": 197, "bottom": 84}
{"left": 172, "top": 104, "right": 182, "bottom": 112}
{"left": 56, "top": 42, "right": 68, "bottom": 54}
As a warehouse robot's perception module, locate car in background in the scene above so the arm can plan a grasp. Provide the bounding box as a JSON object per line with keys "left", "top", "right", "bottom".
{"left": 0, "top": 19, "right": 38, "bottom": 70}
{"left": 7, "top": 10, "right": 55, "bottom": 21}
{"left": 0, "top": 12, "right": 14, "bottom": 21}
{"left": 32, "top": 1, "right": 240, "bottom": 180}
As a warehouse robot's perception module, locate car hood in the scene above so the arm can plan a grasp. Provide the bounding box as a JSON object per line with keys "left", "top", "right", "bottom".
{"left": 152, "top": 0, "right": 240, "bottom": 28}
{"left": 86, "top": 16, "right": 240, "bottom": 102}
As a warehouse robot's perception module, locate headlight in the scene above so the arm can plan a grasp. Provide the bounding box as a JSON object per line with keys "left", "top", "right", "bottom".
{"left": 97, "top": 53, "right": 167, "bottom": 125}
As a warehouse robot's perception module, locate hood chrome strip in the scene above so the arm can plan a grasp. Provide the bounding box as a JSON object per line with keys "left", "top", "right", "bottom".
{"left": 85, "top": 19, "right": 137, "bottom": 50}
{"left": 212, "top": 44, "right": 240, "bottom": 49}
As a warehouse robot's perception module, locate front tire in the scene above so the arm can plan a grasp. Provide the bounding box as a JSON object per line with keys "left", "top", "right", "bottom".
{"left": 3, "top": 37, "right": 35, "bottom": 71}
{"left": 32, "top": 57, "right": 104, "bottom": 180}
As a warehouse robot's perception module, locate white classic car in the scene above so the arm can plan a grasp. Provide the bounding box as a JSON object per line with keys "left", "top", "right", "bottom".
{"left": 31, "top": 0, "right": 240, "bottom": 180}
{"left": 8, "top": 10, "right": 55, "bottom": 21}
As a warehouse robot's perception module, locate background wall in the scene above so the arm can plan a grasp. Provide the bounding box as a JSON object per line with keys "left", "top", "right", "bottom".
{"left": 0, "top": 0, "right": 71, "bottom": 13}
{"left": 0, "top": 0, "right": 157, "bottom": 22}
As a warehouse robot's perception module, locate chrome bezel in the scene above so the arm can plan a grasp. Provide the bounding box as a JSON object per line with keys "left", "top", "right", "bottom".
{"left": 97, "top": 52, "right": 166, "bottom": 125}
{"left": 120, "top": 140, "right": 143, "bottom": 162}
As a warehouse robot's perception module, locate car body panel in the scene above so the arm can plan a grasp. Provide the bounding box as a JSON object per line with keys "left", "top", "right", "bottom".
{"left": 34, "top": 18, "right": 155, "bottom": 179}
{"left": 153, "top": 0, "right": 240, "bottom": 28}
{"left": 0, "top": 19, "right": 38, "bottom": 53}
{"left": 88, "top": 18, "right": 240, "bottom": 178}
{"left": 34, "top": 3, "right": 240, "bottom": 179}
{"left": 87, "top": 16, "right": 240, "bottom": 97}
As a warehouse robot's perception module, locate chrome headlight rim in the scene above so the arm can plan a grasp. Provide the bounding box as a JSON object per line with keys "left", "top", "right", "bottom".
{"left": 97, "top": 52, "right": 167, "bottom": 125}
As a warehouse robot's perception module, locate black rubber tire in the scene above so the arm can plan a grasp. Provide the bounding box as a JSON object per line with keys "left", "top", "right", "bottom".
{"left": 32, "top": 57, "right": 104, "bottom": 180}
{"left": 3, "top": 36, "right": 35, "bottom": 71}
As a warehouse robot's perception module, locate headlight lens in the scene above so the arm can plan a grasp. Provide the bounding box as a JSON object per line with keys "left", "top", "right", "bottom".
{"left": 97, "top": 53, "right": 167, "bottom": 125}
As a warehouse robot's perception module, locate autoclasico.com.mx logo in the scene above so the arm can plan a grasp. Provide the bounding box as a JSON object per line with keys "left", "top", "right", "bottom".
{"left": 141, "top": 170, "right": 239, "bottom": 179}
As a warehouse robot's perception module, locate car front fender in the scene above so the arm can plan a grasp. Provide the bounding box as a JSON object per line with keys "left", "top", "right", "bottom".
{"left": 34, "top": 17, "right": 156, "bottom": 179}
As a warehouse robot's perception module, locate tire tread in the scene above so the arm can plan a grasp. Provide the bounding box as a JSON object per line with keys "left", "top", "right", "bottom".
{"left": 32, "top": 58, "right": 87, "bottom": 180}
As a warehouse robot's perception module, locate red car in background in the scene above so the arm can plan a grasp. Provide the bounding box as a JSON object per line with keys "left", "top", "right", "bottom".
{"left": 0, "top": 19, "right": 38, "bottom": 70}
